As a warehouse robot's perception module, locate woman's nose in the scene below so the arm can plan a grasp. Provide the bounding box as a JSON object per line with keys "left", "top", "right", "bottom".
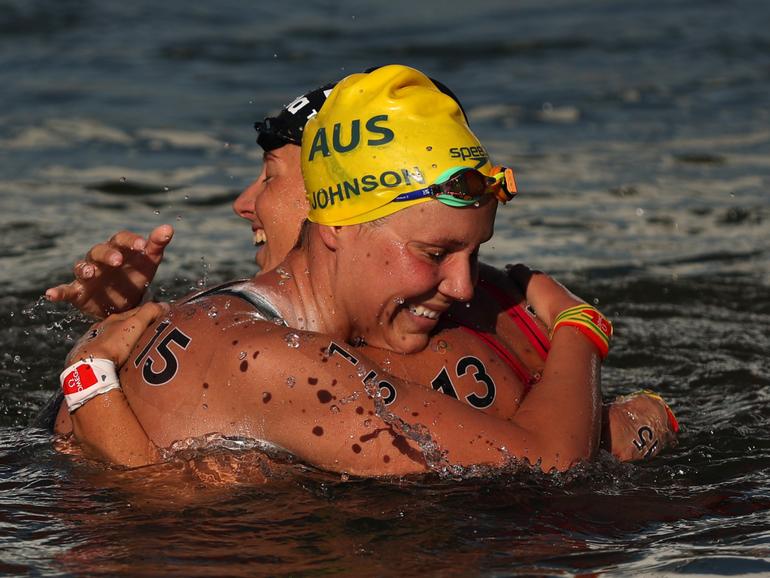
{"left": 232, "top": 178, "right": 261, "bottom": 221}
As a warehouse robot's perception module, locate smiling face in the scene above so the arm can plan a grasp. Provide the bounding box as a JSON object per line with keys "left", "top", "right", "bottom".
{"left": 330, "top": 198, "right": 497, "bottom": 354}
{"left": 232, "top": 144, "right": 306, "bottom": 271}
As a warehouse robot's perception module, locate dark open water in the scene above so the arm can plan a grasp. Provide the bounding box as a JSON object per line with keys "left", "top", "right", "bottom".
{"left": 1, "top": 0, "right": 769, "bottom": 575}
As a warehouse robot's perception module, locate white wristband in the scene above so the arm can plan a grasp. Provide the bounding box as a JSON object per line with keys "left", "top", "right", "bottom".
{"left": 60, "top": 358, "right": 120, "bottom": 413}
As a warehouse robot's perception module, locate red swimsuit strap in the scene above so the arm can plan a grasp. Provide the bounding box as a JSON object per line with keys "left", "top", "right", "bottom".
{"left": 478, "top": 278, "right": 551, "bottom": 360}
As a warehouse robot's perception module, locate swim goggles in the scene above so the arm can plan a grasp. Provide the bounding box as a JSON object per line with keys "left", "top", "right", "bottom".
{"left": 391, "top": 166, "right": 518, "bottom": 207}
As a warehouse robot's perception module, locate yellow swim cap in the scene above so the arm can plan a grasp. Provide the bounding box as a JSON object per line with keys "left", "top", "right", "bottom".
{"left": 302, "top": 64, "right": 493, "bottom": 226}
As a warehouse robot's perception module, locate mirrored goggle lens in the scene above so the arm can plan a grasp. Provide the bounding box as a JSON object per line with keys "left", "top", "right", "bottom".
{"left": 439, "top": 167, "right": 518, "bottom": 203}
{"left": 438, "top": 169, "right": 488, "bottom": 200}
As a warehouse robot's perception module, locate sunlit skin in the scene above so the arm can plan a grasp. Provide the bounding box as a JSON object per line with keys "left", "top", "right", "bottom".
{"left": 70, "top": 195, "right": 602, "bottom": 475}
{"left": 50, "top": 150, "right": 677, "bottom": 466}
{"left": 258, "top": 198, "right": 497, "bottom": 355}
{"left": 232, "top": 146, "right": 306, "bottom": 271}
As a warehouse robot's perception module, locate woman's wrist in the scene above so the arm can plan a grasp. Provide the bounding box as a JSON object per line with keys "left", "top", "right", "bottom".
{"left": 550, "top": 304, "right": 614, "bottom": 360}
{"left": 60, "top": 358, "right": 121, "bottom": 413}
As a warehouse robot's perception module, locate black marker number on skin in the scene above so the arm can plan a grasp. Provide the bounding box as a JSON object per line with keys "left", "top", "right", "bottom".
{"left": 431, "top": 368, "right": 459, "bottom": 399}
{"left": 377, "top": 380, "right": 397, "bottom": 405}
{"left": 134, "top": 324, "right": 192, "bottom": 386}
{"left": 457, "top": 357, "right": 496, "bottom": 409}
{"left": 329, "top": 341, "right": 396, "bottom": 405}
{"left": 431, "top": 356, "right": 497, "bottom": 409}
{"left": 633, "top": 425, "right": 659, "bottom": 459}
{"left": 134, "top": 321, "right": 170, "bottom": 367}
{"left": 328, "top": 341, "right": 359, "bottom": 365}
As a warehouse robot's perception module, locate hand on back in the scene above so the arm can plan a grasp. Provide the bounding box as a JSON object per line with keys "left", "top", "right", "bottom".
{"left": 66, "top": 301, "right": 170, "bottom": 367}
{"left": 45, "top": 225, "right": 174, "bottom": 319}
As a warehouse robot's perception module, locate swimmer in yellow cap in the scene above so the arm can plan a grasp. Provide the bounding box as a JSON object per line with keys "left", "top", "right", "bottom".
{"left": 55, "top": 65, "right": 677, "bottom": 475}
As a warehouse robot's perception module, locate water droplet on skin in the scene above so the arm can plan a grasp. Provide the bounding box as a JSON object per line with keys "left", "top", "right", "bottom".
{"left": 356, "top": 365, "right": 367, "bottom": 378}
{"left": 339, "top": 394, "right": 358, "bottom": 407}
{"left": 207, "top": 307, "right": 218, "bottom": 318}
{"left": 330, "top": 405, "right": 340, "bottom": 414}
{"left": 275, "top": 267, "right": 292, "bottom": 279}
{"left": 286, "top": 376, "right": 296, "bottom": 387}
{"left": 393, "top": 297, "right": 405, "bottom": 305}
{"left": 239, "top": 351, "right": 247, "bottom": 360}
{"left": 284, "top": 332, "right": 301, "bottom": 348}
{"left": 434, "top": 339, "right": 448, "bottom": 353}
{"left": 202, "top": 403, "right": 208, "bottom": 410}
{"left": 340, "top": 472, "right": 350, "bottom": 481}
{"left": 363, "top": 419, "right": 372, "bottom": 427}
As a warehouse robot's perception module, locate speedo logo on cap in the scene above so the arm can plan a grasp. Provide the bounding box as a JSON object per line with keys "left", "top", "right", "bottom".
{"left": 449, "top": 145, "right": 488, "bottom": 169}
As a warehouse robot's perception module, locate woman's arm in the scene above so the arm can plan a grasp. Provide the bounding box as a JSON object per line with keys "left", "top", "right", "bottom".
{"left": 491, "top": 263, "right": 679, "bottom": 461}
{"left": 63, "top": 302, "right": 168, "bottom": 466}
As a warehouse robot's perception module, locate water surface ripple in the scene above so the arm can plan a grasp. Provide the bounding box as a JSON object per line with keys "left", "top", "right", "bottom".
{"left": 1, "top": 0, "right": 769, "bottom": 575}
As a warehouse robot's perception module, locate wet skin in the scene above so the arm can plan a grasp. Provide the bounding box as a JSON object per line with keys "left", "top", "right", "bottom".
{"left": 53, "top": 146, "right": 676, "bottom": 465}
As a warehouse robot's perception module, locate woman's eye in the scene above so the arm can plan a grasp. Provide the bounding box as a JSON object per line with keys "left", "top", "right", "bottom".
{"left": 426, "top": 250, "right": 446, "bottom": 263}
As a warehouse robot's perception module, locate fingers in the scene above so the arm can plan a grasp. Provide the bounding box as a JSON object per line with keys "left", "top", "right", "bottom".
{"left": 105, "top": 301, "right": 169, "bottom": 323}
{"left": 73, "top": 260, "right": 96, "bottom": 280}
{"left": 45, "top": 281, "right": 83, "bottom": 304}
{"left": 144, "top": 225, "right": 174, "bottom": 260}
{"left": 84, "top": 230, "right": 158, "bottom": 269}
{"left": 84, "top": 242, "right": 124, "bottom": 269}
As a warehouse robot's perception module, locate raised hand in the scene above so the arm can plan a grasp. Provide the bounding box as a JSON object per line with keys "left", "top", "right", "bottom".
{"left": 45, "top": 225, "right": 174, "bottom": 319}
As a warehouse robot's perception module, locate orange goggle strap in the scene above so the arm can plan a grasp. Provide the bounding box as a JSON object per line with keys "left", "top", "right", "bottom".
{"left": 637, "top": 390, "right": 681, "bottom": 433}
{"left": 551, "top": 304, "right": 613, "bottom": 360}
{"left": 488, "top": 165, "right": 518, "bottom": 202}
